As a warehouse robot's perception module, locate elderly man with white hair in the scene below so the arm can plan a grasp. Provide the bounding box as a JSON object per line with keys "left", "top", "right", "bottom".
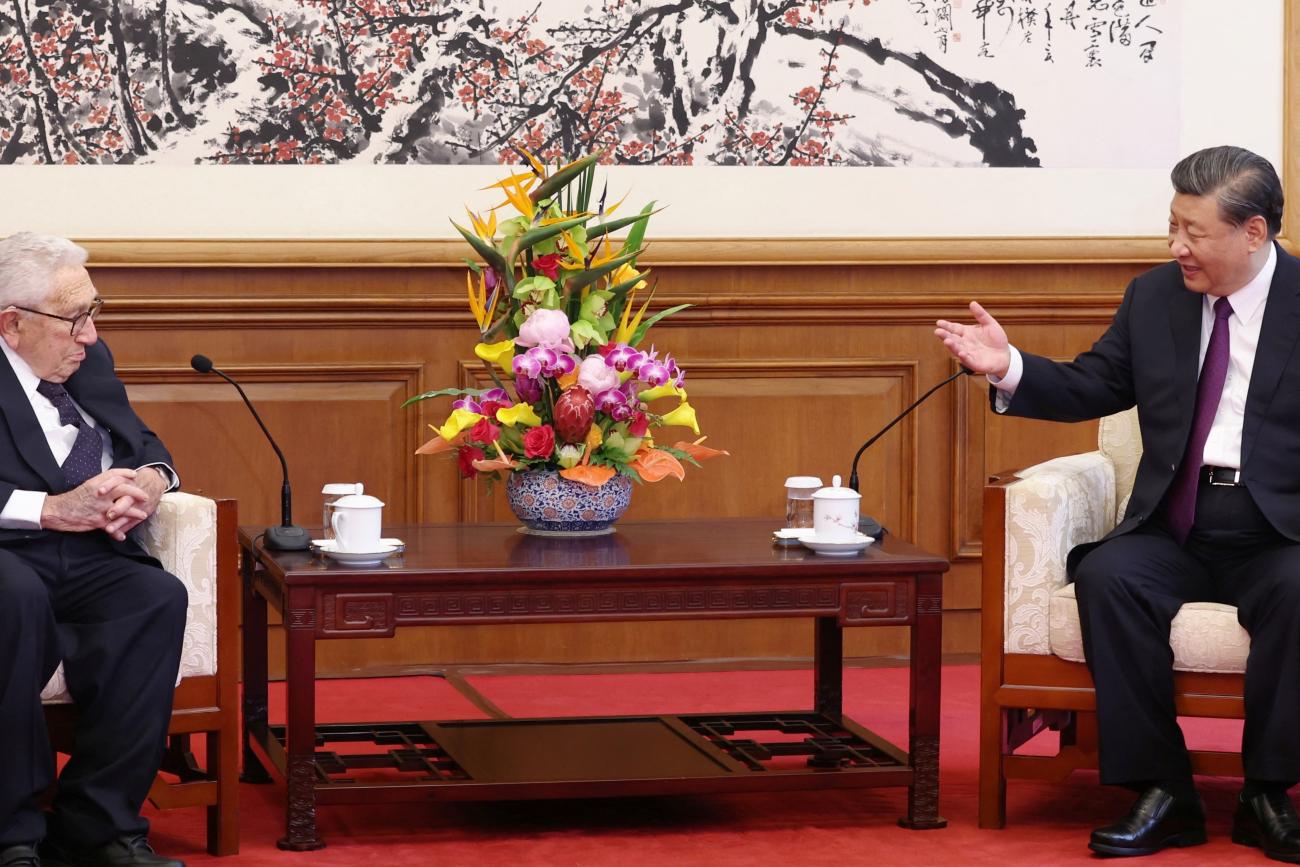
{"left": 0, "top": 234, "right": 186, "bottom": 867}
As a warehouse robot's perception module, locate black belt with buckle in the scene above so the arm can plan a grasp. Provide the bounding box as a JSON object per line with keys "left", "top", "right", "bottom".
{"left": 1202, "top": 465, "right": 1245, "bottom": 486}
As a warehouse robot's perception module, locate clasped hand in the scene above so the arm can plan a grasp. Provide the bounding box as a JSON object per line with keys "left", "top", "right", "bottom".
{"left": 41, "top": 467, "right": 166, "bottom": 541}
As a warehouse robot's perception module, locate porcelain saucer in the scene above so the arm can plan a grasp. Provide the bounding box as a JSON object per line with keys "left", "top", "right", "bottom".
{"left": 310, "top": 538, "right": 405, "bottom": 566}
{"left": 799, "top": 533, "right": 874, "bottom": 556}
{"left": 772, "top": 527, "right": 816, "bottom": 546}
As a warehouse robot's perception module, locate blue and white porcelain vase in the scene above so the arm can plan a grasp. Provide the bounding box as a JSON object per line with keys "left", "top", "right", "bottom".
{"left": 506, "top": 469, "right": 633, "bottom": 535}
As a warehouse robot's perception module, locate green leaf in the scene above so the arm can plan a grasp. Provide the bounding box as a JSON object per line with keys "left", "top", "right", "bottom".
{"left": 451, "top": 220, "right": 507, "bottom": 273}
{"left": 587, "top": 207, "right": 660, "bottom": 241}
{"left": 576, "top": 161, "right": 597, "bottom": 212}
{"left": 461, "top": 258, "right": 482, "bottom": 273}
{"left": 605, "top": 270, "right": 648, "bottom": 302}
{"left": 529, "top": 153, "right": 603, "bottom": 203}
{"left": 622, "top": 201, "right": 655, "bottom": 259}
{"left": 564, "top": 248, "right": 642, "bottom": 295}
{"left": 631, "top": 303, "right": 692, "bottom": 346}
{"left": 402, "top": 386, "right": 491, "bottom": 408}
{"left": 509, "top": 214, "right": 592, "bottom": 259}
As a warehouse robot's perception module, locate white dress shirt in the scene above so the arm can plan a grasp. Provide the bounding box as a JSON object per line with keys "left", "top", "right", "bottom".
{"left": 991, "top": 243, "right": 1277, "bottom": 472}
{"left": 0, "top": 340, "right": 178, "bottom": 529}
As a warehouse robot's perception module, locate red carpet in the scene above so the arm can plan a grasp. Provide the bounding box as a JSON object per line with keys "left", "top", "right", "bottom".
{"left": 144, "top": 664, "right": 1265, "bottom": 865}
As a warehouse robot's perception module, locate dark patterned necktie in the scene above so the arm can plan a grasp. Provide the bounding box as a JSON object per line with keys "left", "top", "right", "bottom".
{"left": 36, "top": 379, "right": 103, "bottom": 489}
{"left": 1165, "top": 296, "right": 1234, "bottom": 544}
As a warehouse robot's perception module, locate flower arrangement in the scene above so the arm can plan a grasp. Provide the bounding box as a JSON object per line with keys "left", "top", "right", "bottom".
{"left": 409, "top": 151, "right": 726, "bottom": 490}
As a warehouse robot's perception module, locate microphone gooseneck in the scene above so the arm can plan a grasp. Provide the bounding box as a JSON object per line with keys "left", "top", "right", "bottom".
{"left": 848, "top": 366, "right": 975, "bottom": 538}
{"left": 191, "top": 355, "right": 310, "bottom": 550}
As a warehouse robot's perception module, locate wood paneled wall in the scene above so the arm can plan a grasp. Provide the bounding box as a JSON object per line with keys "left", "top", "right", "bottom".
{"left": 86, "top": 249, "right": 1161, "bottom": 675}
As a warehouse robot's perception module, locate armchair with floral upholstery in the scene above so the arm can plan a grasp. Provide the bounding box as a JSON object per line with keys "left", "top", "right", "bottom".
{"left": 980, "top": 407, "right": 1248, "bottom": 828}
{"left": 41, "top": 493, "right": 239, "bottom": 855}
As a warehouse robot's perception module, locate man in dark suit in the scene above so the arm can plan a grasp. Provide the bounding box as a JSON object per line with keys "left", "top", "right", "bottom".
{"left": 937, "top": 145, "right": 1300, "bottom": 861}
{"left": 0, "top": 233, "right": 187, "bottom": 867}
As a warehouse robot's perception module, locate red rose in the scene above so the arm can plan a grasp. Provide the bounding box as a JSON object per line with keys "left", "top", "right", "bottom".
{"left": 456, "top": 445, "right": 484, "bottom": 478}
{"left": 523, "top": 424, "right": 556, "bottom": 459}
{"left": 627, "top": 412, "right": 649, "bottom": 438}
{"left": 532, "top": 252, "right": 563, "bottom": 280}
{"left": 470, "top": 418, "right": 500, "bottom": 444}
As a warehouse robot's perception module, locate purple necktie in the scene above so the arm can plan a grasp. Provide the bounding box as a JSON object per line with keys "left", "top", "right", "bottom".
{"left": 1165, "top": 296, "right": 1233, "bottom": 544}
{"left": 37, "top": 380, "right": 103, "bottom": 489}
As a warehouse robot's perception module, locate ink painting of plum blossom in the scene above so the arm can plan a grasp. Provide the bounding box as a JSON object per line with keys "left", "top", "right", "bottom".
{"left": 0, "top": 0, "right": 1180, "bottom": 168}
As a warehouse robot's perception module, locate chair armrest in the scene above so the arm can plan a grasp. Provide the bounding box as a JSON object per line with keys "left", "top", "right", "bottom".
{"left": 986, "top": 451, "right": 1116, "bottom": 655}
{"left": 138, "top": 492, "right": 220, "bottom": 679}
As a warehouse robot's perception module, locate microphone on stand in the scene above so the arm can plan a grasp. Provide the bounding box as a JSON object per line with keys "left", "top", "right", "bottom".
{"left": 191, "top": 354, "right": 310, "bottom": 551}
{"left": 848, "top": 365, "right": 975, "bottom": 539}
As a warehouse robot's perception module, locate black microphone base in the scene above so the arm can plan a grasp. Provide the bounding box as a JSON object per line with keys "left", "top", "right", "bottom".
{"left": 264, "top": 524, "right": 311, "bottom": 551}
{"left": 858, "top": 515, "right": 886, "bottom": 540}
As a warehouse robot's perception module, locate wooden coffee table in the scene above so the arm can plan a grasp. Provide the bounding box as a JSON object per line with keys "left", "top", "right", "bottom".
{"left": 239, "top": 518, "right": 950, "bottom": 850}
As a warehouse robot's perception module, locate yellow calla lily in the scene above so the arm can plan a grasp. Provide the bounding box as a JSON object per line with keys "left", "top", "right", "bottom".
{"left": 610, "top": 262, "right": 646, "bottom": 291}
{"left": 436, "top": 408, "right": 483, "bottom": 442}
{"left": 496, "top": 402, "right": 542, "bottom": 428}
{"left": 638, "top": 382, "right": 685, "bottom": 402}
{"left": 659, "top": 401, "right": 700, "bottom": 435}
{"left": 474, "top": 339, "right": 515, "bottom": 370}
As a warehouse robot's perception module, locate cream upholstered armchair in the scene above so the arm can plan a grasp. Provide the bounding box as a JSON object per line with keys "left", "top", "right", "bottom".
{"left": 980, "top": 408, "right": 1248, "bottom": 829}
{"left": 41, "top": 493, "right": 239, "bottom": 856}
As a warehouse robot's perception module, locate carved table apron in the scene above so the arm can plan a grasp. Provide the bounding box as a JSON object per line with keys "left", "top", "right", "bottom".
{"left": 238, "top": 518, "right": 950, "bottom": 851}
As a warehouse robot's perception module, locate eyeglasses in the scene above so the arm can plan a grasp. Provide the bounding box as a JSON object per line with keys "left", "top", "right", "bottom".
{"left": 11, "top": 297, "right": 104, "bottom": 336}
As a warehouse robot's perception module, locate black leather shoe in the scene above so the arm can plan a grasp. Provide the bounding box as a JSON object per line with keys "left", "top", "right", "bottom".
{"left": 39, "top": 834, "right": 183, "bottom": 867}
{"left": 1233, "top": 790, "right": 1300, "bottom": 863}
{"left": 0, "top": 843, "right": 41, "bottom": 867}
{"left": 1088, "top": 784, "right": 1207, "bottom": 857}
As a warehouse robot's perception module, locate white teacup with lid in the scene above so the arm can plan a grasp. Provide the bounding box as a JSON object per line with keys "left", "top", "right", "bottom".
{"left": 322, "top": 483, "right": 363, "bottom": 540}
{"left": 329, "top": 493, "right": 385, "bottom": 552}
{"left": 812, "top": 474, "right": 861, "bottom": 542}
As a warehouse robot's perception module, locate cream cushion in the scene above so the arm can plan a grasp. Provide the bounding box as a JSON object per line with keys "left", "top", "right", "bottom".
{"left": 1001, "top": 407, "right": 1250, "bottom": 674}
{"left": 40, "top": 492, "right": 219, "bottom": 704}
{"left": 1049, "top": 583, "right": 1251, "bottom": 674}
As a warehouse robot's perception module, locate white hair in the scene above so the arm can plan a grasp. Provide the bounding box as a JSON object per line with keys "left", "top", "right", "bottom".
{"left": 0, "top": 232, "right": 90, "bottom": 309}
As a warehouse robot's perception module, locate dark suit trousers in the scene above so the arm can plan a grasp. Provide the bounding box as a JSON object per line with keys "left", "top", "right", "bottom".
{"left": 1074, "top": 480, "right": 1300, "bottom": 786}
{"left": 0, "top": 532, "right": 187, "bottom": 848}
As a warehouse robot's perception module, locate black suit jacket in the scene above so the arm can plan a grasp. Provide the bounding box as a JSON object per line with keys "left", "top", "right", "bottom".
{"left": 0, "top": 339, "right": 173, "bottom": 551}
{"left": 997, "top": 242, "right": 1300, "bottom": 572}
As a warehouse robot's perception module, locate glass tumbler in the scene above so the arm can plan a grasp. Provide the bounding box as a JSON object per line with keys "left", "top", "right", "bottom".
{"left": 321, "top": 482, "right": 363, "bottom": 540}
{"left": 784, "top": 476, "right": 822, "bottom": 529}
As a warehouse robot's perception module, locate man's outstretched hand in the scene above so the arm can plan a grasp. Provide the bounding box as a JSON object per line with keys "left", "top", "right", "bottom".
{"left": 935, "top": 301, "right": 1013, "bottom": 379}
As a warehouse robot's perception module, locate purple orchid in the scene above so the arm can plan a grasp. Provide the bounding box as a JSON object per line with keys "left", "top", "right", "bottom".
{"left": 514, "top": 346, "right": 577, "bottom": 380}
{"left": 603, "top": 342, "right": 644, "bottom": 373}
{"left": 451, "top": 387, "right": 512, "bottom": 414}
{"left": 595, "top": 383, "right": 638, "bottom": 421}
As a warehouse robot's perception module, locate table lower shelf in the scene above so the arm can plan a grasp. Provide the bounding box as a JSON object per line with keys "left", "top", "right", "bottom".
{"left": 249, "top": 711, "right": 915, "bottom": 803}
